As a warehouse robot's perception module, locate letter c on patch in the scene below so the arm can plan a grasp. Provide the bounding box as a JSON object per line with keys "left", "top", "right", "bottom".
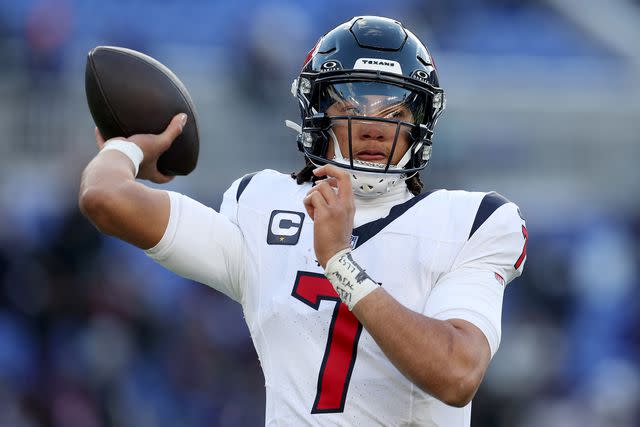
{"left": 271, "top": 212, "right": 301, "bottom": 236}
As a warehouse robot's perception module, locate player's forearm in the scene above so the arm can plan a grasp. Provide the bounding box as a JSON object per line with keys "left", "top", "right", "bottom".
{"left": 79, "top": 150, "right": 136, "bottom": 217}
{"left": 352, "top": 288, "right": 488, "bottom": 407}
{"left": 79, "top": 151, "right": 166, "bottom": 248}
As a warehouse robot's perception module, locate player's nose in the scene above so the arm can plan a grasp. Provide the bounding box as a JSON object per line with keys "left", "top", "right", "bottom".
{"left": 356, "top": 120, "right": 393, "bottom": 142}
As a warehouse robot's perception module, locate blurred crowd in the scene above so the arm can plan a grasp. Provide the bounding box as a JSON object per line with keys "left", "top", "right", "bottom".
{"left": 0, "top": 0, "right": 639, "bottom": 426}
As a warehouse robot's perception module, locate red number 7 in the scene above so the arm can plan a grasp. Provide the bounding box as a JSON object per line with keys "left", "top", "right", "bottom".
{"left": 292, "top": 271, "right": 362, "bottom": 413}
{"left": 514, "top": 225, "right": 528, "bottom": 270}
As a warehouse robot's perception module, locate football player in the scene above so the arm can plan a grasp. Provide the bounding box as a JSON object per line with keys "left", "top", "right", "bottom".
{"left": 79, "top": 16, "right": 527, "bottom": 426}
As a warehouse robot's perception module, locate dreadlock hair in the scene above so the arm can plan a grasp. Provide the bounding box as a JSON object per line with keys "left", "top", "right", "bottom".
{"left": 290, "top": 158, "right": 424, "bottom": 196}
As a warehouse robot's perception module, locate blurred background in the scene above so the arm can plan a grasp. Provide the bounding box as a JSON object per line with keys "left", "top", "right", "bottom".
{"left": 0, "top": 0, "right": 639, "bottom": 426}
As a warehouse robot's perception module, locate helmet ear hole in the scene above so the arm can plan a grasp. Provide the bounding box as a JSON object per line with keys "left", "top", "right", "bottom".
{"left": 300, "top": 113, "right": 332, "bottom": 159}
{"left": 404, "top": 143, "right": 432, "bottom": 171}
{"left": 410, "top": 124, "right": 430, "bottom": 143}
{"left": 310, "top": 132, "right": 329, "bottom": 158}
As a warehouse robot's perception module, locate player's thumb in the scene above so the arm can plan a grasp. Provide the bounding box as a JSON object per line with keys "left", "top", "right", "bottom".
{"left": 159, "top": 113, "right": 187, "bottom": 146}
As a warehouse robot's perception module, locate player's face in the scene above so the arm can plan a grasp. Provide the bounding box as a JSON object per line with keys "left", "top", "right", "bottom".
{"left": 324, "top": 95, "right": 414, "bottom": 166}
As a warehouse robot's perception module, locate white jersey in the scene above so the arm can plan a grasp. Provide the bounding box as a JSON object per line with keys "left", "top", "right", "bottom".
{"left": 146, "top": 169, "right": 527, "bottom": 426}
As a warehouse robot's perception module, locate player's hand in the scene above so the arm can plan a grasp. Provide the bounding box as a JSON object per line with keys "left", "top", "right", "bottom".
{"left": 94, "top": 113, "right": 187, "bottom": 184}
{"left": 303, "top": 164, "right": 355, "bottom": 268}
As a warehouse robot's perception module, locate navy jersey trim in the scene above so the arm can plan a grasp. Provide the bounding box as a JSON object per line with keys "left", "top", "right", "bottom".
{"left": 468, "top": 192, "right": 510, "bottom": 239}
{"left": 236, "top": 172, "right": 258, "bottom": 201}
{"left": 352, "top": 189, "right": 439, "bottom": 249}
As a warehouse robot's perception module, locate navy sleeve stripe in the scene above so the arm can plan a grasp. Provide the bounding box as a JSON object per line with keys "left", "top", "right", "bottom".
{"left": 236, "top": 172, "right": 258, "bottom": 201}
{"left": 468, "top": 192, "right": 510, "bottom": 239}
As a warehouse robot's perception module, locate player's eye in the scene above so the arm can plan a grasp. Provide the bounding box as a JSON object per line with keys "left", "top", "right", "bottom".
{"left": 334, "top": 101, "right": 361, "bottom": 115}
{"left": 382, "top": 106, "right": 412, "bottom": 122}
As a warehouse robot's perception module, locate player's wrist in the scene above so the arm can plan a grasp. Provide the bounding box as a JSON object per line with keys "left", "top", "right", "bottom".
{"left": 324, "top": 249, "right": 379, "bottom": 311}
{"left": 101, "top": 139, "right": 144, "bottom": 177}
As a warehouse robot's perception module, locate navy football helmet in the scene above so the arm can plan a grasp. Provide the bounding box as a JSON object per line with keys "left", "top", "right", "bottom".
{"left": 287, "top": 16, "right": 445, "bottom": 196}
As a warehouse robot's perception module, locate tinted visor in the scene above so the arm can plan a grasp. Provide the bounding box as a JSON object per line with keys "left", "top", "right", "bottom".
{"left": 317, "top": 81, "right": 428, "bottom": 124}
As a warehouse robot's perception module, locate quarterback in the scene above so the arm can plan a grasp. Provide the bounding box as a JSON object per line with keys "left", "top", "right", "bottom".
{"left": 79, "top": 16, "right": 527, "bottom": 426}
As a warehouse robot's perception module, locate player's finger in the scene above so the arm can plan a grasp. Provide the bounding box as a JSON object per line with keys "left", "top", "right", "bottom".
{"left": 303, "top": 186, "right": 327, "bottom": 205}
{"left": 313, "top": 165, "right": 353, "bottom": 201}
{"left": 159, "top": 113, "right": 187, "bottom": 146}
{"left": 303, "top": 197, "right": 314, "bottom": 219}
{"left": 315, "top": 176, "right": 339, "bottom": 187}
{"left": 313, "top": 164, "right": 350, "bottom": 182}
{"left": 306, "top": 181, "right": 336, "bottom": 204}
{"left": 312, "top": 180, "right": 339, "bottom": 205}
{"left": 303, "top": 191, "right": 327, "bottom": 220}
{"left": 303, "top": 192, "right": 316, "bottom": 219}
{"left": 95, "top": 127, "right": 106, "bottom": 149}
{"left": 322, "top": 177, "right": 339, "bottom": 189}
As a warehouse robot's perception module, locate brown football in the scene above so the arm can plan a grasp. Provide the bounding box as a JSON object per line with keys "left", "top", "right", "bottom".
{"left": 85, "top": 46, "right": 199, "bottom": 175}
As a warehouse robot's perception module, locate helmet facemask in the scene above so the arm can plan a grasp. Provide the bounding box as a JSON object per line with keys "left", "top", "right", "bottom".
{"left": 290, "top": 74, "right": 441, "bottom": 196}
{"left": 319, "top": 81, "right": 426, "bottom": 172}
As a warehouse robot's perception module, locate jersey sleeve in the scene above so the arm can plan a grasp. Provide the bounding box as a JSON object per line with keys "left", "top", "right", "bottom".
{"left": 219, "top": 175, "right": 243, "bottom": 225}
{"left": 423, "top": 201, "right": 527, "bottom": 357}
{"left": 144, "top": 189, "right": 247, "bottom": 303}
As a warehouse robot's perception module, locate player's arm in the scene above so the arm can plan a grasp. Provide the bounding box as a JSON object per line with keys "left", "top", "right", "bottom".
{"left": 305, "top": 164, "right": 524, "bottom": 408}
{"left": 78, "top": 113, "right": 186, "bottom": 249}
{"left": 351, "top": 289, "right": 488, "bottom": 407}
